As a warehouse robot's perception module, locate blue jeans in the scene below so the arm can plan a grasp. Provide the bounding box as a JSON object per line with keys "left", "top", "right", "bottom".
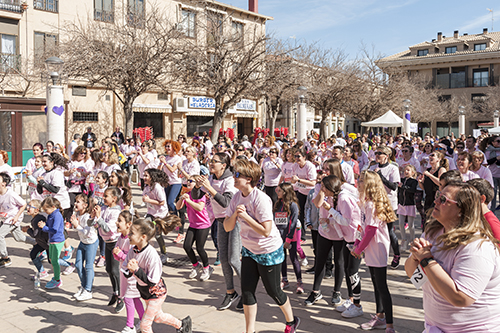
{"left": 493, "top": 177, "right": 500, "bottom": 210}
{"left": 165, "top": 184, "right": 182, "bottom": 215}
{"left": 30, "top": 244, "right": 46, "bottom": 273}
{"left": 75, "top": 239, "right": 99, "bottom": 292}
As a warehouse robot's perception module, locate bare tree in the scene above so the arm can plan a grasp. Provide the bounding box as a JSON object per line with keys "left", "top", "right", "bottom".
{"left": 0, "top": 55, "right": 45, "bottom": 97}
{"left": 61, "top": 7, "right": 181, "bottom": 137}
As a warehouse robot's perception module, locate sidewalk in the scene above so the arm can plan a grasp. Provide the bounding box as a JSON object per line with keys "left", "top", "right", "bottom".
{"left": 0, "top": 185, "right": 425, "bottom": 332}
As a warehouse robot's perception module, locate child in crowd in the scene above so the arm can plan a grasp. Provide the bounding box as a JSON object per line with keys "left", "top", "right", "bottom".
{"left": 110, "top": 170, "right": 133, "bottom": 213}
{"left": 353, "top": 170, "right": 397, "bottom": 333}
{"left": 397, "top": 165, "right": 418, "bottom": 250}
{"left": 123, "top": 217, "right": 190, "bottom": 333}
{"left": 38, "top": 197, "right": 66, "bottom": 289}
{"left": 92, "top": 170, "right": 109, "bottom": 267}
{"left": 304, "top": 173, "right": 321, "bottom": 274}
{"left": 176, "top": 177, "right": 213, "bottom": 281}
{"left": 0, "top": 172, "right": 33, "bottom": 267}
{"left": 466, "top": 178, "right": 500, "bottom": 241}
{"left": 26, "top": 155, "right": 44, "bottom": 201}
{"left": 22, "top": 199, "right": 48, "bottom": 279}
{"left": 113, "top": 210, "right": 144, "bottom": 333}
{"left": 72, "top": 194, "right": 98, "bottom": 301}
{"left": 90, "top": 187, "right": 124, "bottom": 312}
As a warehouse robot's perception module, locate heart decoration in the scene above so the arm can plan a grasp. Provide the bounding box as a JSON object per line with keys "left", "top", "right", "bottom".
{"left": 44, "top": 106, "right": 47, "bottom": 115}
{"left": 52, "top": 105, "right": 64, "bottom": 116}
{"left": 405, "top": 113, "right": 411, "bottom": 121}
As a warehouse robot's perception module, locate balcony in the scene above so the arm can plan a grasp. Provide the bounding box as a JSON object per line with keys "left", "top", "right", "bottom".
{"left": 0, "top": 0, "right": 22, "bottom": 13}
{"left": 0, "top": 53, "right": 20, "bottom": 72}
{"left": 33, "top": 0, "right": 58, "bottom": 13}
{"left": 94, "top": 8, "right": 114, "bottom": 23}
{"left": 435, "top": 73, "right": 500, "bottom": 89}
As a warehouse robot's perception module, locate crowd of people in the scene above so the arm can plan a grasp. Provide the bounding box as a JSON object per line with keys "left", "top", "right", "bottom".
{"left": 0, "top": 126, "right": 500, "bottom": 333}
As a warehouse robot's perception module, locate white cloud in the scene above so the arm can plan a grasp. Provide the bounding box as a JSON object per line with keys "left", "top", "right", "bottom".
{"left": 460, "top": 11, "right": 500, "bottom": 33}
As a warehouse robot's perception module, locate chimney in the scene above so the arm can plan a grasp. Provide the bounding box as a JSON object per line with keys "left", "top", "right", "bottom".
{"left": 437, "top": 32, "right": 442, "bottom": 42}
{"left": 454, "top": 30, "right": 459, "bottom": 38}
{"left": 484, "top": 28, "right": 488, "bottom": 34}
{"left": 249, "top": 0, "right": 258, "bottom": 13}
{"left": 464, "top": 33, "right": 468, "bottom": 36}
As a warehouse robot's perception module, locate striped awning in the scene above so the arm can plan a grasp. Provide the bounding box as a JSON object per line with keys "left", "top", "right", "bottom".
{"left": 132, "top": 103, "right": 172, "bottom": 113}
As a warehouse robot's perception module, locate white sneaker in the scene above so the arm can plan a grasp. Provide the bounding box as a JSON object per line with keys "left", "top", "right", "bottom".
{"left": 300, "top": 257, "right": 308, "bottom": 267}
{"left": 76, "top": 289, "right": 93, "bottom": 301}
{"left": 135, "top": 322, "right": 142, "bottom": 332}
{"left": 73, "top": 286, "right": 83, "bottom": 299}
{"left": 160, "top": 254, "right": 168, "bottom": 264}
{"left": 120, "top": 325, "right": 137, "bottom": 333}
{"left": 189, "top": 264, "right": 200, "bottom": 279}
{"left": 63, "top": 264, "right": 76, "bottom": 275}
{"left": 335, "top": 299, "right": 352, "bottom": 312}
{"left": 199, "top": 266, "right": 214, "bottom": 281}
{"left": 341, "top": 303, "right": 364, "bottom": 318}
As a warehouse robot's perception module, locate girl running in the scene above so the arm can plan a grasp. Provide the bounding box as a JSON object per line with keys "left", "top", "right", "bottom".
{"left": 397, "top": 165, "right": 418, "bottom": 250}
{"left": 92, "top": 171, "right": 109, "bottom": 268}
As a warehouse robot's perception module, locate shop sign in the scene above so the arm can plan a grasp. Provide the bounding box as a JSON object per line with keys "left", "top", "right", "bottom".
{"left": 236, "top": 99, "right": 256, "bottom": 111}
{"left": 189, "top": 97, "right": 215, "bottom": 109}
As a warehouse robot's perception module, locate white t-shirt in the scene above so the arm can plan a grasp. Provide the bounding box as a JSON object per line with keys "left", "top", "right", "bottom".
{"left": 241, "top": 141, "right": 252, "bottom": 149}
{"left": 161, "top": 155, "right": 183, "bottom": 185}
{"left": 461, "top": 170, "right": 480, "bottom": 182}
{"left": 67, "top": 160, "right": 88, "bottom": 193}
{"left": 226, "top": 188, "right": 282, "bottom": 255}
{"left": 181, "top": 159, "right": 200, "bottom": 184}
{"left": 281, "top": 162, "right": 295, "bottom": 183}
{"left": 472, "top": 166, "right": 494, "bottom": 188}
{"left": 68, "top": 141, "right": 79, "bottom": 159}
{"left": 262, "top": 157, "right": 283, "bottom": 187}
{"left": 292, "top": 161, "right": 317, "bottom": 195}
{"left": 396, "top": 156, "right": 422, "bottom": 177}
{"left": 360, "top": 201, "right": 390, "bottom": 267}
{"left": 41, "top": 169, "right": 71, "bottom": 209}
{"left": 136, "top": 152, "right": 155, "bottom": 178}
{"left": 143, "top": 183, "right": 169, "bottom": 218}
{"left": 0, "top": 164, "right": 15, "bottom": 183}
{"left": 0, "top": 188, "right": 25, "bottom": 226}
{"left": 341, "top": 161, "right": 355, "bottom": 185}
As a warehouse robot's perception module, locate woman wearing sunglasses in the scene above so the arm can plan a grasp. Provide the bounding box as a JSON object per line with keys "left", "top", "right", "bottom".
{"left": 261, "top": 148, "right": 283, "bottom": 205}
{"left": 405, "top": 183, "right": 500, "bottom": 332}
{"left": 485, "top": 136, "right": 500, "bottom": 209}
{"left": 225, "top": 159, "right": 300, "bottom": 333}
{"left": 419, "top": 151, "right": 449, "bottom": 215}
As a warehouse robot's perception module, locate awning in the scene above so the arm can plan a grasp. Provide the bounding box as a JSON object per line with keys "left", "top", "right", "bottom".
{"left": 132, "top": 103, "right": 172, "bottom": 113}
{"left": 231, "top": 110, "right": 258, "bottom": 118}
{"left": 187, "top": 110, "right": 215, "bottom": 117}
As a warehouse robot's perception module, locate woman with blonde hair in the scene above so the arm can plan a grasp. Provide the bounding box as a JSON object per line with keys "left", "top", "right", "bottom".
{"left": 405, "top": 182, "right": 500, "bottom": 332}
{"left": 353, "top": 170, "right": 397, "bottom": 333}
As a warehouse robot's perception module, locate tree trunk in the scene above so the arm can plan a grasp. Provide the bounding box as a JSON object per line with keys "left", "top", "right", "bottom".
{"left": 211, "top": 108, "right": 225, "bottom": 143}
{"left": 124, "top": 98, "right": 134, "bottom": 138}
{"left": 319, "top": 114, "right": 328, "bottom": 142}
{"left": 269, "top": 109, "right": 278, "bottom": 137}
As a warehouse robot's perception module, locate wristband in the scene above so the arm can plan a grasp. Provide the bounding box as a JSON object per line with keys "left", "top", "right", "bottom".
{"left": 420, "top": 257, "right": 435, "bottom": 268}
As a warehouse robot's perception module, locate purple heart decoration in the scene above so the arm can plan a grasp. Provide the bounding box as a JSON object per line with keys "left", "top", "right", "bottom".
{"left": 52, "top": 105, "right": 64, "bottom": 116}
{"left": 44, "top": 106, "right": 47, "bottom": 115}
{"left": 405, "top": 113, "right": 411, "bottom": 121}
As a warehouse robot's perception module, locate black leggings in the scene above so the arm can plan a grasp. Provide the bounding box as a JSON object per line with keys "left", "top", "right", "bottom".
{"left": 264, "top": 186, "right": 278, "bottom": 206}
{"left": 387, "top": 222, "right": 400, "bottom": 256}
{"left": 64, "top": 192, "right": 81, "bottom": 222}
{"left": 296, "top": 191, "right": 308, "bottom": 241}
{"left": 241, "top": 256, "right": 288, "bottom": 306}
{"left": 281, "top": 241, "right": 302, "bottom": 282}
{"left": 310, "top": 230, "right": 333, "bottom": 272}
{"left": 105, "top": 241, "right": 120, "bottom": 294}
{"left": 344, "top": 242, "right": 362, "bottom": 303}
{"left": 183, "top": 226, "right": 210, "bottom": 267}
{"left": 178, "top": 205, "right": 187, "bottom": 234}
{"left": 369, "top": 266, "right": 393, "bottom": 324}
{"left": 312, "top": 235, "right": 344, "bottom": 291}
{"left": 147, "top": 214, "right": 166, "bottom": 255}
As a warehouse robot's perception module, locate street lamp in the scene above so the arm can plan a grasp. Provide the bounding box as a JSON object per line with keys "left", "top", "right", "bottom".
{"left": 494, "top": 110, "right": 499, "bottom": 128}
{"left": 458, "top": 105, "right": 466, "bottom": 136}
{"left": 45, "top": 56, "right": 65, "bottom": 146}
{"left": 403, "top": 99, "right": 411, "bottom": 136}
{"left": 296, "top": 86, "right": 307, "bottom": 142}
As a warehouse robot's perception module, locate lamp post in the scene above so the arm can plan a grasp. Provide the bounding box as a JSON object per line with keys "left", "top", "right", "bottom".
{"left": 45, "top": 56, "right": 65, "bottom": 146}
{"left": 403, "top": 99, "right": 411, "bottom": 137}
{"left": 296, "top": 86, "right": 307, "bottom": 142}
{"left": 458, "top": 105, "right": 466, "bottom": 136}
{"left": 494, "top": 110, "right": 499, "bottom": 128}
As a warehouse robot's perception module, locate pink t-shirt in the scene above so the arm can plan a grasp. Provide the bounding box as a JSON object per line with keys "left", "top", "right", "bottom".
{"left": 0, "top": 188, "right": 25, "bottom": 226}
{"left": 162, "top": 155, "right": 183, "bottom": 185}
{"left": 360, "top": 201, "right": 390, "bottom": 267}
{"left": 292, "top": 161, "right": 317, "bottom": 195}
{"left": 472, "top": 166, "right": 494, "bottom": 188}
{"left": 262, "top": 157, "right": 283, "bottom": 187}
{"left": 335, "top": 189, "right": 361, "bottom": 243}
{"left": 461, "top": 170, "right": 480, "bottom": 182}
{"left": 143, "top": 183, "right": 168, "bottom": 218}
{"left": 396, "top": 156, "right": 422, "bottom": 177}
{"left": 417, "top": 230, "right": 500, "bottom": 332}
{"left": 136, "top": 152, "right": 155, "bottom": 178}
{"left": 181, "top": 159, "right": 200, "bottom": 184}
{"left": 281, "top": 162, "right": 294, "bottom": 182}
{"left": 116, "top": 235, "right": 140, "bottom": 299}
{"left": 186, "top": 193, "right": 211, "bottom": 229}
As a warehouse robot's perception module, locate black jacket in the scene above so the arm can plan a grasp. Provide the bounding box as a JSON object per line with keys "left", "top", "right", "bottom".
{"left": 398, "top": 178, "right": 418, "bottom": 206}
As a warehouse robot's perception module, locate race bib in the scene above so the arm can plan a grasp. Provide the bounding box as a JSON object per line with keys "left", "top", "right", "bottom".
{"left": 355, "top": 225, "right": 363, "bottom": 241}
{"left": 296, "top": 182, "right": 306, "bottom": 189}
{"left": 410, "top": 264, "right": 428, "bottom": 289}
{"left": 274, "top": 212, "right": 288, "bottom": 226}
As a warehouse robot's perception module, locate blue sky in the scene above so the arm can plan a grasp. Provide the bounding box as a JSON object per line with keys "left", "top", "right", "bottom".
{"left": 226, "top": 0, "right": 500, "bottom": 58}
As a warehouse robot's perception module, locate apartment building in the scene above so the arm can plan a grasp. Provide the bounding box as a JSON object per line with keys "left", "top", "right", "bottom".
{"left": 377, "top": 28, "right": 499, "bottom": 137}
{"left": 0, "top": 0, "right": 271, "bottom": 166}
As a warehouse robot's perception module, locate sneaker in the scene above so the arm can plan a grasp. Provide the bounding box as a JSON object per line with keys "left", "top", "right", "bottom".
{"left": 116, "top": 298, "right": 125, "bottom": 313}
{"left": 335, "top": 299, "right": 352, "bottom": 313}
{"left": 189, "top": 264, "right": 200, "bottom": 279}
{"left": 305, "top": 267, "right": 315, "bottom": 274}
{"left": 390, "top": 255, "right": 401, "bottom": 269}
{"left": 96, "top": 256, "right": 105, "bottom": 267}
{"left": 404, "top": 222, "right": 408, "bottom": 230}
{"left": 76, "top": 289, "right": 93, "bottom": 301}
{"left": 0, "top": 257, "right": 12, "bottom": 267}
{"left": 174, "top": 233, "right": 185, "bottom": 244}
{"left": 217, "top": 292, "right": 239, "bottom": 311}
{"left": 177, "top": 315, "right": 192, "bottom": 333}
{"left": 385, "top": 328, "right": 396, "bottom": 333}
{"left": 63, "top": 264, "right": 76, "bottom": 275}
{"left": 284, "top": 316, "right": 300, "bottom": 333}
{"left": 32, "top": 270, "right": 49, "bottom": 280}
{"left": 39, "top": 250, "right": 47, "bottom": 261}
{"left": 324, "top": 270, "right": 333, "bottom": 279}
{"left": 214, "top": 253, "right": 221, "bottom": 266}
{"left": 361, "top": 314, "right": 387, "bottom": 330}
{"left": 304, "top": 291, "right": 322, "bottom": 306}
{"left": 120, "top": 326, "right": 136, "bottom": 333}
{"left": 108, "top": 293, "right": 119, "bottom": 306}
{"left": 135, "top": 322, "right": 142, "bottom": 332}
{"left": 281, "top": 279, "right": 290, "bottom": 290}
{"left": 62, "top": 246, "right": 74, "bottom": 261}
{"left": 235, "top": 297, "right": 243, "bottom": 311}
{"left": 140, "top": 202, "right": 146, "bottom": 207}
{"left": 199, "top": 266, "right": 214, "bottom": 281}
{"left": 299, "top": 257, "right": 308, "bottom": 267}
{"left": 295, "top": 282, "right": 304, "bottom": 294}
{"left": 160, "top": 254, "right": 169, "bottom": 264}
{"left": 341, "top": 304, "right": 364, "bottom": 318}
{"left": 300, "top": 239, "right": 306, "bottom": 245}
{"left": 45, "top": 278, "right": 62, "bottom": 289}
{"left": 73, "top": 286, "right": 83, "bottom": 298}
{"left": 331, "top": 291, "right": 342, "bottom": 305}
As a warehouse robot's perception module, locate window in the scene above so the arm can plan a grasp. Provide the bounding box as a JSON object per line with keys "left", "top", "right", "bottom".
{"left": 34, "top": 32, "right": 57, "bottom": 63}
{"left": 157, "top": 93, "right": 169, "bottom": 100}
{"left": 474, "top": 43, "right": 487, "bottom": 51}
{"left": 417, "top": 49, "right": 428, "bottom": 56}
{"left": 34, "top": 0, "right": 58, "bottom": 13}
{"left": 473, "top": 68, "right": 489, "bottom": 87}
{"left": 232, "top": 21, "right": 243, "bottom": 42}
{"left": 128, "top": 0, "right": 145, "bottom": 27}
{"left": 445, "top": 46, "right": 457, "bottom": 54}
{"left": 187, "top": 116, "right": 213, "bottom": 136}
{"left": 73, "top": 112, "right": 98, "bottom": 122}
{"left": 134, "top": 112, "right": 163, "bottom": 137}
{"left": 179, "top": 9, "right": 196, "bottom": 38}
{"left": 207, "top": 12, "right": 223, "bottom": 44}
{"left": 1, "top": 33, "right": 19, "bottom": 72}
{"left": 72, "top": 86, "right": 87, "bottom": 97}
{"left": 94, "top": 0, "right": 114, "bottom": 23}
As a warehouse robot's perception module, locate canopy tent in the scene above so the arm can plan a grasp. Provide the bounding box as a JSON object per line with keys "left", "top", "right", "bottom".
{"left": 361, "top": 110, "right": 403, "bottom": 128}
{"left": 489, "top": 126, "right": 500, "bottom": 135}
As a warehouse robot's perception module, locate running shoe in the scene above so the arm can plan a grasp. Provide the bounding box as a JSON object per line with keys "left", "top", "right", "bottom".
{"left": 281, "top": 279, "right": 290, "bottom": 290}
{"left": 335, "top": 299, "right": 352, "bottom": 313}
{"left": 304, "top": 291, "right": 322, "bottom": 306}
{"left": 120, "top": 326, "right": 136, "bottom": 333}
{"left": 174, "top": 233, "right": 185, "bottom": 244}
{"left": 305, "top": 267, "right": 315, "bottom": 274}
{"left": 160, "top": 254, "right": 169, "bottom": 264}
{"left": 235, "top": 297, "right": 244, "bottom": 311}
{"left": 32, "top": 270, "right": 49, "bottom": 280}
{"left": 390, "top": 255, "right": 401, "bottom": 269}
{"left": 199, "top": 266, "right": 214, "bottom": 281}
{"left": 299, "top": 257, "right": 308, "bottom": 267}
{"left": 63, "top": 264, "right": 76, "bottom": 275}
{"left": 45, "top": 278, "right": 62, "bottom": 289}
{"left": 214, "top": 253, "right": 221, "bottom": 266}
{"left": 324, "top": 270, "right": 333, "bottom": 279}
{"left": 218, "top": 292, "right": 239, "bottom": 311}
{"left": 361, "top": 314, "right": 387, "bottom": 330}
{"left": 96, "top": 256, "right": 105, "bottom": 267}
{"left": 177, "top": 315, "right": 192, "bottom": 333}
{"left": 108, "top": 293, "right": 119, "bottom": 306}
{"left": 284, "top": 316, "right": 300, "bottom": 333}
{"left": 0, "top": 257, "right": 12, "bottom": 267}
{"left": 73, "top": 286, "right": 83, "bottom": 298}
{"left": 295, "top": 282, "right": 304, "bottom": 294}
{"left": 341, "top": 304, "right": 364, "bottom": 318}
{"left": 189, "top": 264, "right": 200, "bottom": 279}
{"left": 331, "top": 291, "right": 342, "bottom": 305}
{"left": 385, "top": 328, "right": 396, "bottom": 333}
{"left": 62, "top": 246, "right": 74, "bottom": 261}
{"left": 76, "top": 289, "right": 93, "bottom": 301}
{"left": 116, "top": 298, "right": 125, "bottom": 313}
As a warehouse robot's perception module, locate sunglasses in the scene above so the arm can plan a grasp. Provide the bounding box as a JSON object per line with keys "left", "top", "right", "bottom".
{"left": 435, "top": 191, "right": 457, "bottom": 205}
{"left": 495, "top": 140, "right": 500, "bottom": 143}
{"left": 294, "top": 155, "right": 301, "bottom": 158}
{"left": 234, "top": 172, "right": 244, "bottom": 178}
{"left": 210, "top": 159, "right": 221, "bottom": 164}
{"left": 374, "top": 152, "right": 385, "bottom": 156}
{"left": 218, "top": 145, "right": 225, "bottom": 148}
{"left": 182, "top": 179, "right": 195, "bottom": 187}
{"left": 269, "top": 151, "right": 277, "bottom": 154}
{"left": 26, "top": 205, "right": 37, "bottom": 210}
{"left": 402, "top": 150, "right": 409, "bottom": 153}
{"left": 456, "top": 146, "right": 464, "bottom": 149}
{"left": 237, "top": 149, "right": 245, "bottom": 152}
{"left": 429, "top": 154, "right": 436, "bottom": 157}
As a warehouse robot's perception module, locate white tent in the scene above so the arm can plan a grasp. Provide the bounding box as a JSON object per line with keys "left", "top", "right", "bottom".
{"left": 489, "top": 126, "right": 500, "bottom": 135}
{"left": 361, "top": 110, "right": 403, "bottom": 128}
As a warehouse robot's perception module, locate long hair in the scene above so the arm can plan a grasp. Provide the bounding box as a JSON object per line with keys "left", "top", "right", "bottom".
{"left": 433, "top": 151, "right": 450, "bottom": 171}
{"left": 74, "top": 193, "right": 94, "bottom": 215}
{"left": 274, "top": 182, "right": 298, "bottom": 215}
{"left": 321, "top": 175, "right": 342, "bottom": 209}
{"left": 425, "top": 183, "right": 500, "bottom": 251}
{"left": 323, "top": 158, "right": 346, "bottom": 183}
{"left": 144, "top": 168, "right": 168, "bottom": 188}
{"left": 71, "top": 146, "right": 87, "bottom": 161}
{"left": 359, "top": 170, "right": 396, "bottom": 223}
{"left": 44, "top": 152, "right": 68, "bottom": 169}
{"left": 111, "top": 170, "right": 132, "bottom": 206}
{"left": 134, "top": 215, "right": 181, "bottom": 241}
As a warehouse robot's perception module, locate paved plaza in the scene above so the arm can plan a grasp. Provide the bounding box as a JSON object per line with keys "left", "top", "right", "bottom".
{"left": 0, "top": 186, "right": 426, "bottom": 333}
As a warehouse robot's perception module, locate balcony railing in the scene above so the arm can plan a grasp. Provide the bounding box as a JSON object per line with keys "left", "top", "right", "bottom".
{"left": 0, "top": 53, "right": 21, "bottom": 72}
{"left": 435, "top": 73, "right": 500, "bottom": 89}
{"left": 0, "top": 0, "right": 22, "bottom": 13}
{"left": 94, "top": 8, "right": 114, "bottom": 23}
{"left": 33, "top": 0, "right": 58, "bottom": 13}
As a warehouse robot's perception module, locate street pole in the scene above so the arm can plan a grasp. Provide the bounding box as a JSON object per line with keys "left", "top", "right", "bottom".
{"left": 403, "top": 99, "right": 411, "bottom": 137}
{"left": 297, "top": 86, "right": 307, "bottom": 142}
{"left": 458, "top": 106, "right": 466, "bottom": 136}
{"left": 45, "top": 57, "right": 65, "bottom": 146}
{"left": 494, "top": 110, "right": 499, "bottom": 128}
